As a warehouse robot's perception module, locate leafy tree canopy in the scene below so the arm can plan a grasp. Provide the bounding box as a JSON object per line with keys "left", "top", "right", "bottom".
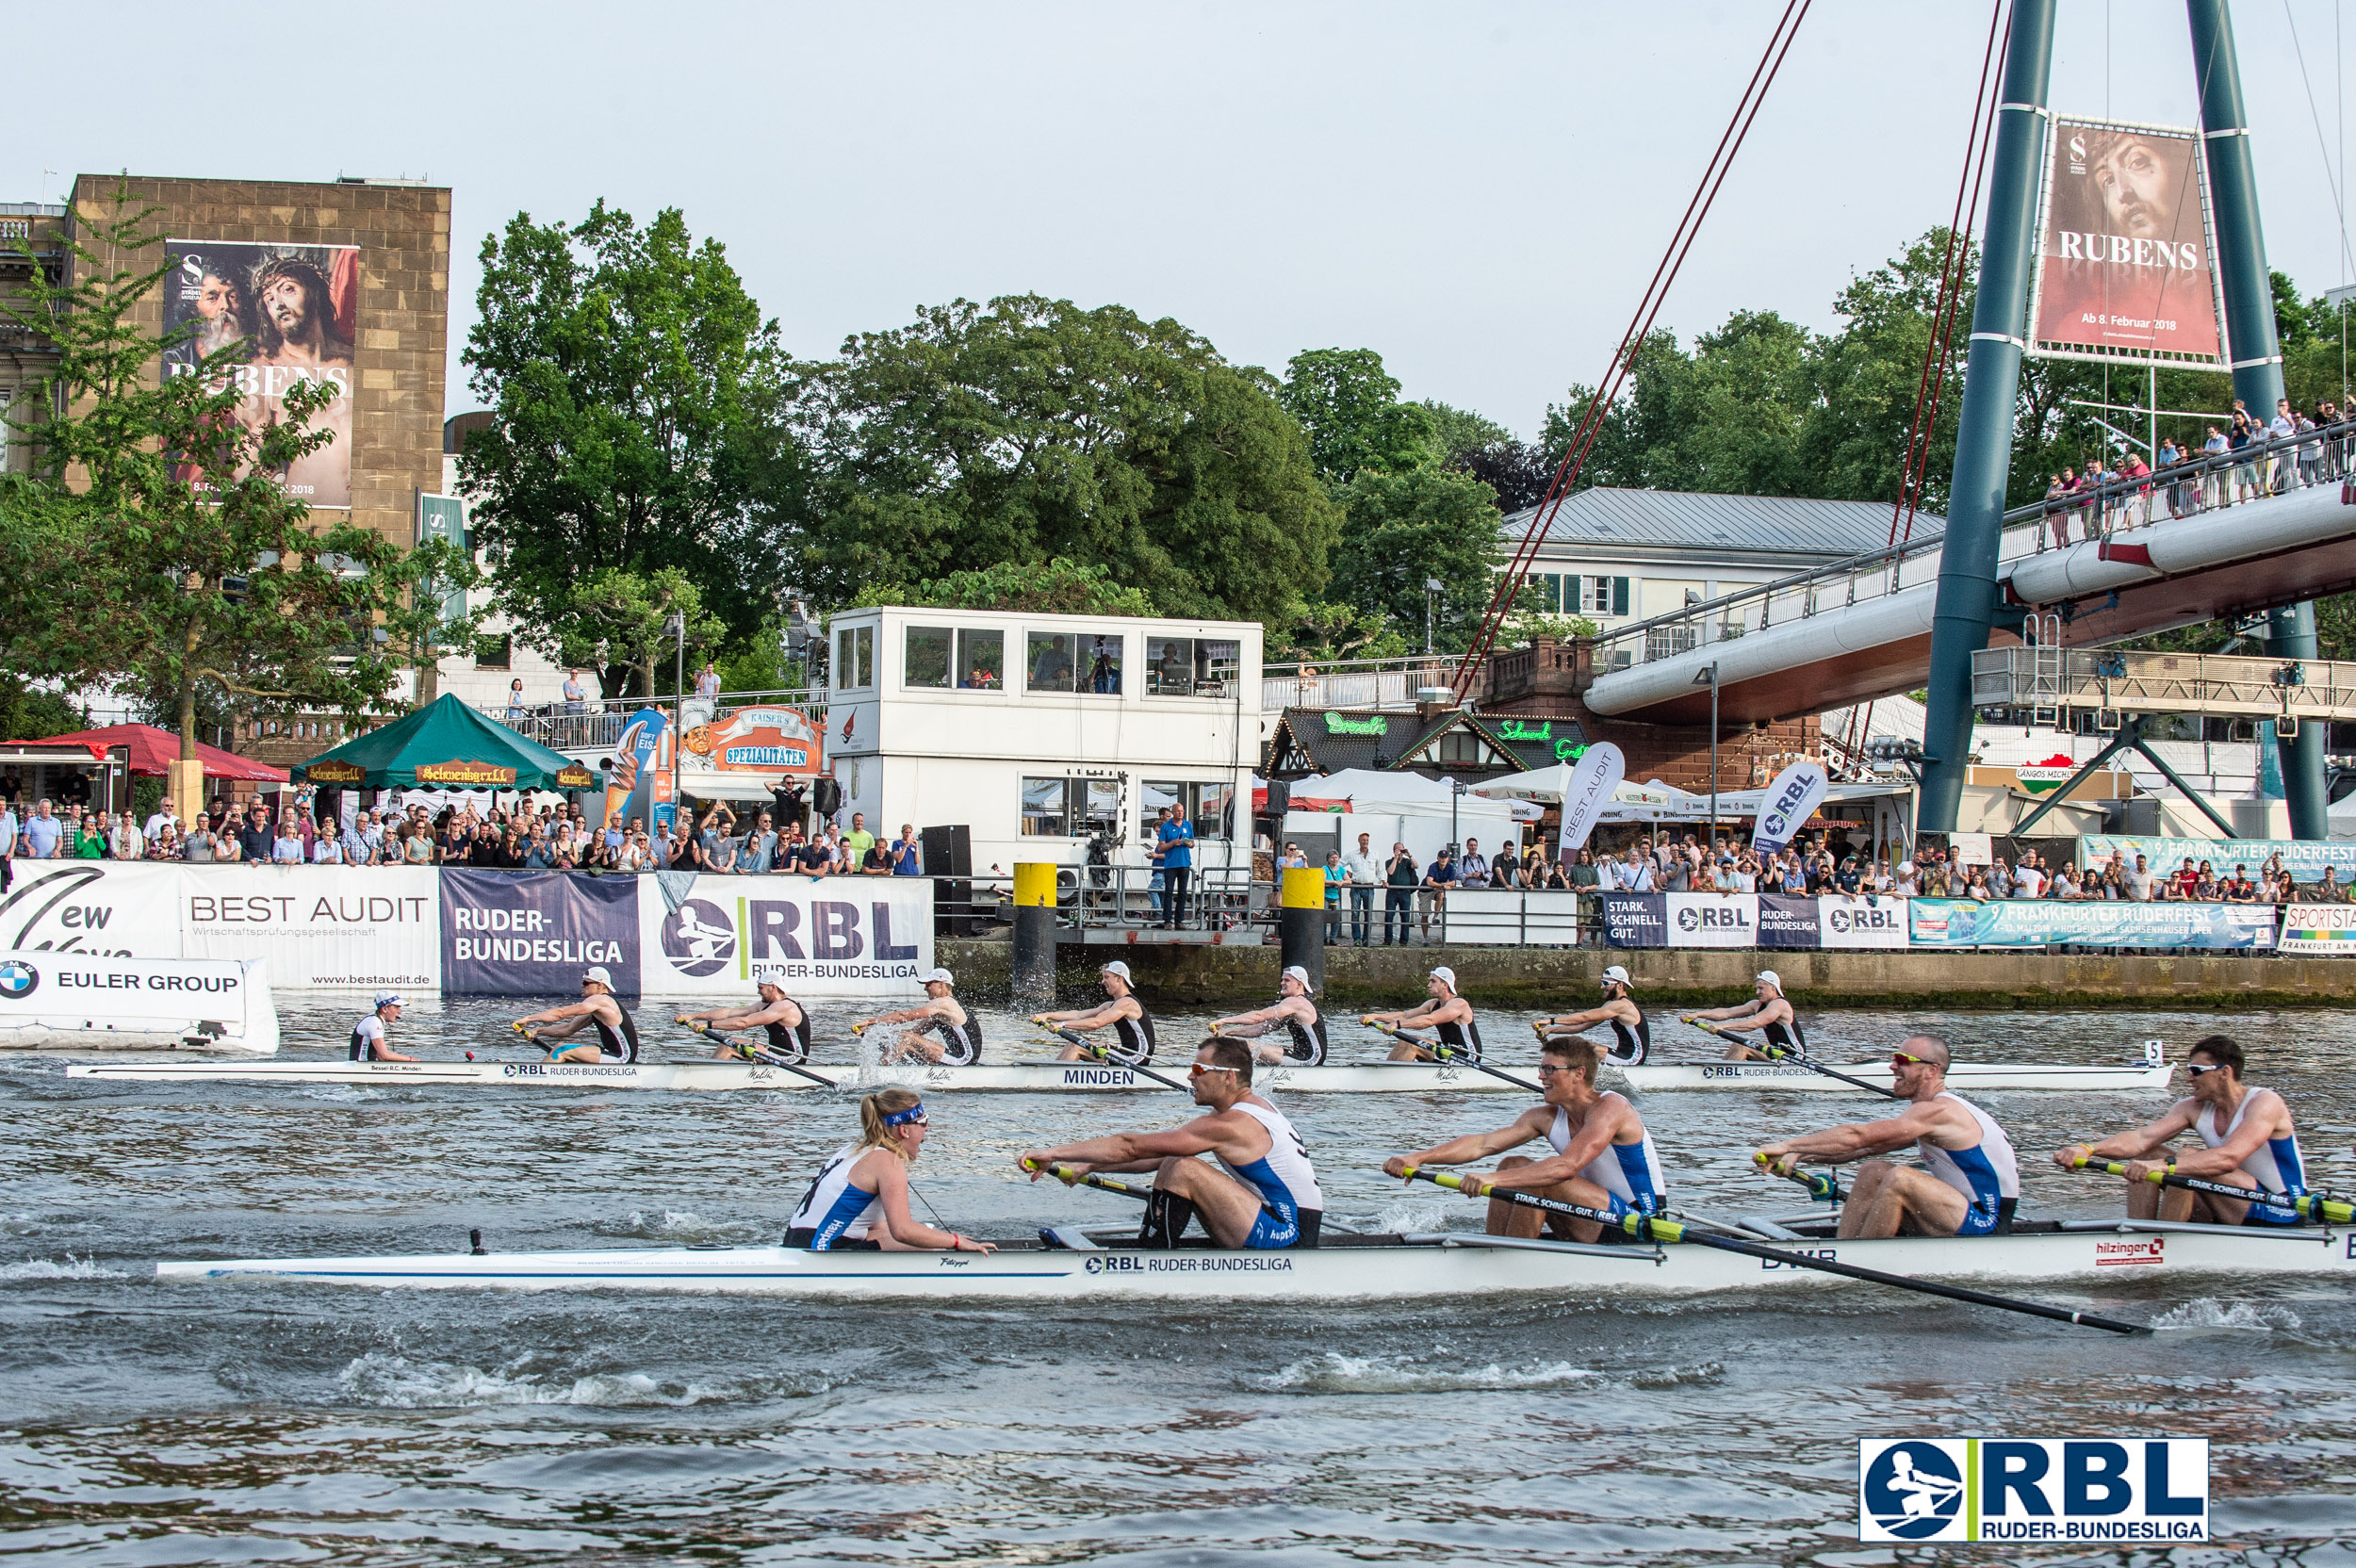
{"left": 800, "top": 295, "right": 1335, "bottom": 627}
{"left": 1327, "top": 464, "right": 1505, "bottom": 655}
{"left": 460, "top": 201, "right": 805, "bottom": 678}
{"left": 1278, "top": 348, "right": 1435, "bottom": 484}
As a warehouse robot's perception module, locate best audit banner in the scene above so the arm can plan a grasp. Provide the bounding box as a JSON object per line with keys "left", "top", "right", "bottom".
{"left": 637, "top": 872, "right": 932, "bottom": 999}
{"left": 1908, "top": 898, "right": 2277, "bottom": 951}
{"left": 440, "top": 870, "right": 641, "bottom": 996}
{"left": 181, "top": 866, "right": 441, "bottom": 990}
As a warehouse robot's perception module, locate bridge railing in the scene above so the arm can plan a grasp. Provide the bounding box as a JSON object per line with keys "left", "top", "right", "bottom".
{"left": 1586, "top": 415, "right": 2356, "bottom": 678}
{"left": 1261, "top": 657, "right": 1455, "bottom": 712}
{"left": 475, "top": 689, "right": 830, "bottom": 754}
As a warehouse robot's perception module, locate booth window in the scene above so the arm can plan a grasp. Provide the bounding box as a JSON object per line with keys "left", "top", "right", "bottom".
{"left": 904, "top": 626, "right": 952, "bottom": 689}
{"left": 835, "top": 626, "right": 875, "bottom": 691}
{"left": 1021, "top": 776, "right": 1122, "bottom": 837}
{"left": 1144, "top": 636, "right": 1241, "bottom": 696}
{"left": 1026, "top": 630, "right": 1122, "bottom": 694}
{"left": 957, "top": 628, "right": 1003, "bottom": 689}
{"left": 1142, "top": 779, "right": 1234, "bottom": 839}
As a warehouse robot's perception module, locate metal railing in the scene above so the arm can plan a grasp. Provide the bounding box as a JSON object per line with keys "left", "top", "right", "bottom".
{"left": 1586, "top": 415, "right": 2356, "bottom": 678}
{"left": 1972, "top": 646, "right": 2356, "bottom": 722}
{"left": 1261, "top": 657, "right": 1455, "bottom": 712}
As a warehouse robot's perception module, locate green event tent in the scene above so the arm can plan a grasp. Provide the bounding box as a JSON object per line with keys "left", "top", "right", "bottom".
{"left": 288, "top": 692, "right": 597, "bottom": 792}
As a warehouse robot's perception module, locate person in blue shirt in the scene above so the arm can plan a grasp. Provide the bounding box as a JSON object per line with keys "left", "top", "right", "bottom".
{"left": 1155, "top": 806, "right": 1194, "bottom": 928}
{"left": 22, "top": 800, "right": 62, "bottom": 859}
{"left": 1420, "top": 848, "right": 1460, "bottom": 941}
{"left": 891, "top": 824, "right": 923, "bottom": 874}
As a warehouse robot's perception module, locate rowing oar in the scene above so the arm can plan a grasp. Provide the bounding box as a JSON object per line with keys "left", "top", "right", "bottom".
{"left": 678, "top": 1020, "right": 839, "bottom": 1091}
{"left": 462, "top": 1022, "right": 562, "bottom": 1062}
{"left": 1366, "top": 1020, "right": 1543, "bottom": 1094}
{"left": 1752, "top": 1152, "right": 1846, "bottom": 1205}
{"left": 1036, "top": 1022, "right": 1189, "bottom": 1092}
{"left": 1402, "top": 1168, "right": 2148, "bottom": 1336}
{"left": 1020, "top": 1156, "right": 1153, "bottom": 1201}
{"left": 2066, "top": 1154, "right": 2353, "bottom": 1225}
{"left": 1684, "top": 1017, "right": 1897, "bottom": 1100}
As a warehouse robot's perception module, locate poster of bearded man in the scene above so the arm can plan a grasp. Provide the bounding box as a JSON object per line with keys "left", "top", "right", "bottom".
{"left": 161, "top": 239, "right": 360, "bottom": 508}
{"left": 2027, "top": 118, "right": 2228, "bottom": 368}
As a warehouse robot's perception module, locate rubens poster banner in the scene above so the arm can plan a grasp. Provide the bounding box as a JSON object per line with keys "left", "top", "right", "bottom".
{"left": 2028, "top": 119, "right": 2226, "bottom": 366}
{"left": 161, "top": 238, "right": 361, "bottom": 507}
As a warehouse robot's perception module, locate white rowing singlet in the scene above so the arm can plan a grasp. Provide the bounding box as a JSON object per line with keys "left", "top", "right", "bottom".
{"left": 1916, "top": 1091, "right": 2020, "bottom": 1227}
{"left": 2196, "top": 1091, "right": 2307, "bottom": 1202}
{"left": 789, "top": 1142, "right": 881, "bottom": 1244}
{"left": 1548, "top": 1095, "right": 1666, "bottom": 1212}
{"left": 1216, "top": 1099, "right": 1325, "bottom": 1215}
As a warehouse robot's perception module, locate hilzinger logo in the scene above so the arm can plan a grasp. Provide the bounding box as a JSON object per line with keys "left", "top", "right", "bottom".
{"left": 1858, "top": 1439, "right": 2208, "bottom": 1543}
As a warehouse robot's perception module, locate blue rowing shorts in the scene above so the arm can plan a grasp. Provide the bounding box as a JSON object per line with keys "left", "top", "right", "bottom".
{"left": 1955, "top": 1198, "right": 2003, "bottom": 1237}
{"left": 2243, "top": 1199, "right": 2304, "bottom": 1227}
{"left": 1243, "top": 1206, "right": 1301, "bottom": 1250}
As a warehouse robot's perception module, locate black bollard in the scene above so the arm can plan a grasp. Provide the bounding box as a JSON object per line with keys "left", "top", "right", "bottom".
{"left": 1278, "top": 867, "right": 1327, "bottom": 996}
{"left": 1013, "top": 861, "right": 1058, "bottom": 1005}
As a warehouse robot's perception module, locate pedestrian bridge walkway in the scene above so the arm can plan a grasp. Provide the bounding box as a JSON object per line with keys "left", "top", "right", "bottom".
{"left": 1582, "top": 423, "right": 2356, "bottom": 727}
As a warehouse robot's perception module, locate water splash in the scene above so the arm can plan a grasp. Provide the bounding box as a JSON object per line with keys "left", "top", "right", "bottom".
{"left": 606, "top": 1208, "right": 766, "bottom": 1244}
{"left": 335, "top": 1351, "right": 823, "bottom": 1409}
{"left": 2151, "top": 1298, "right": 2303, "bottom": 1333}
{"left": 1374, "top": 1197, "right": 1455, "bottom": 1234}
{"left": 1255, "top": 1352, "right": 1598, "bottom": 1395}
{"left": 1, "top": 1255, "right": 123, "bottom": 1281}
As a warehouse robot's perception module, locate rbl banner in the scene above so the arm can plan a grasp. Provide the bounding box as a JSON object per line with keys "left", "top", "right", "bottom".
{"left": 1859, "top": 1438, "right": 2207, "bottom": 1544}
{"left": 638, "top": 873, "right": 933, "bottom": 998}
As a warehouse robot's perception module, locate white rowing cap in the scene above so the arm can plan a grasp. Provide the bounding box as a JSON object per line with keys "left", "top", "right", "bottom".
{"left": 582, "top": 966, "right": 614, "bottom": 988}
{"left": 1600, "top": 965, "right": 1631, "bottom": 990}
{"left": 1429, "top": 966, "right": 1458, "bottom": 992}
{"left": 1100, "top": 959, "right": 1133, "bottom": 983}
{"left": 1281, "top": 964, "right": 1315, "bottom": 992}
{"left": 922, "top": 967, "right": 955, "bottom": 987}
{"left": 1756, "top": 970, "right": 1783, "bottom": 993}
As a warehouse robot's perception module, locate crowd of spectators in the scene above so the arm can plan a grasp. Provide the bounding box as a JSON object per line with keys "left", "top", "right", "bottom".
{"left": 2041, "top": 396, "right": 2349, "bottom": 545}
{"left": 0, "top": 781, "right": 924, "bottom": 879}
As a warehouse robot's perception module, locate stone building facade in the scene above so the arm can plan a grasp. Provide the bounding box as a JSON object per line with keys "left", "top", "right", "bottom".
{"left": 64, "top": 173, "right": 450, "bottom": 549}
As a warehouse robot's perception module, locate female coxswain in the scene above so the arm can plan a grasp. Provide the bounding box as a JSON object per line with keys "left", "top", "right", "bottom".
{"left": 785, "top": 1087, "right": 997, "bottom": 1253}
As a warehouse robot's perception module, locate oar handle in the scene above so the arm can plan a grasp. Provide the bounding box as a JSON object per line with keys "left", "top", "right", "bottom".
{"left": 1021, "top": 1156, "right": 1153, "bottom": 1200}
{"left": 2066, "top": 1154, "right": 2351, "bottom": 1223}
{"left": 1753, "top": 1151, "right": 1843, "bottom": 1204}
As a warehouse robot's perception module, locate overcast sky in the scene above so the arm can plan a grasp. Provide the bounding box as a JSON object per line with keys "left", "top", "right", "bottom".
{"left": 15, "top": 2, "right": 2356, "bottom": 438}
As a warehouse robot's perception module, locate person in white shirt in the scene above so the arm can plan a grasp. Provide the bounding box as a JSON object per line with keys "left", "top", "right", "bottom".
{"left": 1613, "top": 850, "right": 1656, "bottom": 892}
{"left": 2013, "top": 861, "right": 2047, "bottom": 899}
{"left": 144, "top": 797, "right": 177, "bottom": 844}
{"left": 313, "top": 834, "right": 344, "bottom": 864}
{"left": 1341, "top": 831, "right": 1383, "bottom": 948}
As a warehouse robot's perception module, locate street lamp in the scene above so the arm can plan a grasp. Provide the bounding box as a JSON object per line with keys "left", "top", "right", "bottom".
{"left": 1693, "top": 662, "right": 1721, "bottom": 849}
{"left": 1424, "top": 578, "right": 1445, "bottom": 658}
{"left": 663, "top": 610, "right": 684, "bottom": 831}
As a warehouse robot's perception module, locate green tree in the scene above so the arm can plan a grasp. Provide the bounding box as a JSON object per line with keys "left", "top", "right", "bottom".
{"left": 802, "top": 295, "right": 1335, "bottom": 626}
{"left": 460, "top": 202, "right": 806, "bottom": 682}
{"left": 554, "top": 566, "right": 727, "bottom": 699}
{"left": 863, "top": 556, "right": 1155, "bottom": 617}
{"left": 0, "top": 192, "right": 471, "bottom": 761}
{"left": 1418, "top": 400, "right": 1512, "bottom": 465}
{"left": 1327, "top": 465, "right": 1503, "bottom": 653}
{"left": 1278, "top": 348, "right": 1435, "bottom": 484}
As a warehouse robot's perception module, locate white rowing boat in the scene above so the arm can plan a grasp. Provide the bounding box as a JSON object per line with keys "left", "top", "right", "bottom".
{"left": 155, "top": 1218, "right": 2354, "bottom": 1301}
{"left": 1610, "top": 1060, "right": 2173, "bottom": 1093}
{"left": 60, "top": 1052, "right": 2172, "bottom": 1094}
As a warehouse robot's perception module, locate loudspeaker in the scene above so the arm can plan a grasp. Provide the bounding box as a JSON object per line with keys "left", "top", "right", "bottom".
{"left": 922, "top": 825, "right": 978, "bottom": 935}
{"left": 920, "top": 825, "right": 972, "bottom": 876}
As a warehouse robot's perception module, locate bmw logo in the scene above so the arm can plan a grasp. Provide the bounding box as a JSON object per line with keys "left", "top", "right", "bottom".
{"left": 0, "top": 959, "right": 35, "bottom": 1000}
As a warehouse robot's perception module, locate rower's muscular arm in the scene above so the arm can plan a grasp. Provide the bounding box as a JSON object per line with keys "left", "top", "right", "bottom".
{"left": 1762, "top": 1101, "right": 1950, "bottom": 1166}
{"left": 1039, "top": 1000, "right": 1128, "bottom": 1030}
{"left": 1363, "top": 1000, "right": 1435, "bottom": 1028}
{"left": 2058, "top": 1101, "right": 2200, "bottom": 1167}
{"left": 1538, "top": 1002, "right": 1618, "bottom": 1034}
{"left": 1383, "top": 1110, "right": 1548, "bottom": 1178}
{"left": 1485, "top": 1102, "right": 1633, "bottom": 1191}
{"left": 2168, "top": 1089, "right": 2292, "bottom": 1178}
{"left": 1023, "top": 1114, "right": 1236, "bottom": 1176}
{"left": 1686, "top": 1000, "right": 1761, "bottom": 1026}
{"left": 1210, "top": 1003, "right": 1282, "bottom": 1037}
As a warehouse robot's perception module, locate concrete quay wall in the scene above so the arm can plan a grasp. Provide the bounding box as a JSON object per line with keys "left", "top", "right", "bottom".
{"left": 937, "top": 938, "right": 2356, "bottom": 1010}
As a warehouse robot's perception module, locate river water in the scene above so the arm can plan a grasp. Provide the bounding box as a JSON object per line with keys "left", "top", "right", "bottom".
{"left": 2, "top": 997, "right": 2350, "bottom": 1564}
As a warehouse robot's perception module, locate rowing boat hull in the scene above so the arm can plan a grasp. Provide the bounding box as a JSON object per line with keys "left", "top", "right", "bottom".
{"left": 155, "top": 1223, "right": 2355, "bottom": 1301}
{"left": 61, "top": 1058, "right": 2173, "bottom": 1094}
{"left": 1611, "top": 1062, "right": 2175, "bottom": 1092}
{"left": 61, "top": 1059, "right": 1527, "bottom": 1093}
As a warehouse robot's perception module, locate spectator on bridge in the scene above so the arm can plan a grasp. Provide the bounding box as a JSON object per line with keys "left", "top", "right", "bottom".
{"left": 1419, "top": 847, "right": 1460, "bottom": 941}
{"left": 563, "top": 670, "right": 588, "bottom": 715}
{"left": 2270, "top": 399, "right": 2299, "bottom": 493}
{"left": 2318, "top": 401, "right": 2347, "bottom": 480}
{"left": 2042, "top": 472, "right": 2071, "bottom": 545}
{"left": 1457, "top": 838, "right": 1489, "bottom": 887}
{"left": 1383, "top": 841, "right": 1419, "bottom": 945}
{"left": 2119, "top": 449, "right": 2152, "bottom": 528}
{"left": 2050, "top": 864, "right": 2082, "bottom": 899}
{"left": 2298, "top": 412, "right": 2323, "bottom": 489}
{"left": 2230, "top": 409, "right": 2263, "bottom": 503}
{"left": 2200, "top": 425, "right": 2231, "bottom": 510}
{"left": 695, "top": 662, "right": 722, "bottom": 701}
{"left": 2156, "top": 438, "right": 2186, "bottom": 519}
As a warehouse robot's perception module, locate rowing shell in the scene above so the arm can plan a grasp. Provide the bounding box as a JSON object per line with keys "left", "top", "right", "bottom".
{"left": 155, "top": 1219, "right": 2354, "bottom": 1301}
{"left": 1611, "top": 1061, "right": 2174, "bottom": 1093}
{"left": 59, "top": 1055, "right": 2172, "bottom": 1095}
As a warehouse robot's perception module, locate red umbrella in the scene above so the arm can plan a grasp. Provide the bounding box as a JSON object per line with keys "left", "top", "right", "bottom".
{"left": 17, "top": 724, "right": 288, "bottom": 782}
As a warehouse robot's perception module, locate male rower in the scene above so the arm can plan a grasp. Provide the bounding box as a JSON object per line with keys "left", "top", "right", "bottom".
{"left": 1534, "top": 964, "right": 1650, "bottom": 1066}
{"left": 1209, "top": 964, "right": 1328, "bottom": 1066}
{"left": 852, "top": 967, "right": 983, "bottom": 1065}
{"left": 1363, "top": 966, "right": 1482, "bottom": 1062}
{"left": 679, "top": 979, "right": 812, "bottom": 1064}
{"left": 349, "top": 991, "right": 418, "bottom": 1062}
{"left": 513, "top": 966, "right": 642, "bottom": 1063}
{"left": 1383, "top": 1033, "right": 1665, "bottom": 1243}
{"left": 1756, "top": 1033, "right": 2021, "bottom": 1239}
{"left": 1021, "top": 1035, "right": 1324, "bottom": 1249}
{"left": 1683, "top": 970, "right": 1806, "bottom": 1060}
{"left": 2052, "top": 1033, "right": 2308, "bottom": 1224}
{"left": 1036, "top": 958, "right": 1155, "bottom": 1065}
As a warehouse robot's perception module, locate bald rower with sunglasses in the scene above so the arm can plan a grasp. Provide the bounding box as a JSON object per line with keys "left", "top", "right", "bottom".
{"left": 1020, "top": 1036, "right": 1324, "bottom": 1250}
{"left": 1756, "top": 1033, "right": 2021, "bottom": 1239}
{"left": 2053, "top": 1034, "right": 2310, "bottom": 1225}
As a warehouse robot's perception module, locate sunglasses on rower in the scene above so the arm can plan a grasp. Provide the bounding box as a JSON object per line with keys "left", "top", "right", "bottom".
{"left": 1188, "top": 1063, "right": 1241, "bottom": 1078}
{"left": 1890, "top": 1051, "right": 1930, "bottom": 1068}
{"left": 2186, "top": 1061, "right": 2226, "bottom": 1077}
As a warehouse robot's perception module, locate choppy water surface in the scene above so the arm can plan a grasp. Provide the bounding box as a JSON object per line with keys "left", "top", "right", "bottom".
{"left": 2, "top": 996, "right": 2351, "bottom": 1564}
